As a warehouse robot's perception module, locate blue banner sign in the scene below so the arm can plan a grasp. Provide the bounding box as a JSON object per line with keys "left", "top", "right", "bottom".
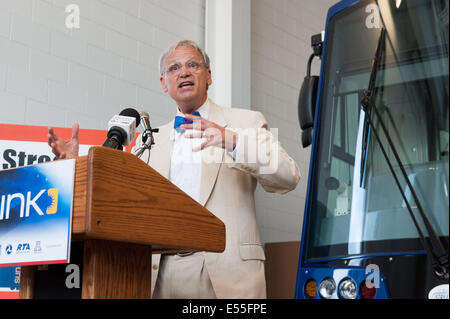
{"left": 0, "top": 159, "right": 75, "bottom": 267}
{"left": 0, "top": 266, "right": 20, "bottom": 298}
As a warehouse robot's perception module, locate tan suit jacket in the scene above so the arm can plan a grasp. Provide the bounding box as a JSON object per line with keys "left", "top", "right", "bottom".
{"left": 133, "top": 99, "right": 300, "bottom": 298}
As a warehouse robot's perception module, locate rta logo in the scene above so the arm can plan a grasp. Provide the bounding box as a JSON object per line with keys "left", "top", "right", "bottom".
{"left": 0, "top": 188, "right": 59, "bottom": 220}
{"left": 17, "top": 243, "right": 31, "bottom": 252}
{"left": 5, "top": 244, "right": 13, "bottom": 255}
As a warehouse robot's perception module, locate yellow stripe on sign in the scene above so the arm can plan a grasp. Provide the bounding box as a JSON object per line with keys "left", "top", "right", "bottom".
{"left": 46, "top": 188, "right": 58, "bottom": 215}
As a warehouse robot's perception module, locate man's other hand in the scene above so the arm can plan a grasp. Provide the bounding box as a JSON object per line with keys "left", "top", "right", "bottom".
{"left": 47, "top": 123, "right": 80, "bottom": 159}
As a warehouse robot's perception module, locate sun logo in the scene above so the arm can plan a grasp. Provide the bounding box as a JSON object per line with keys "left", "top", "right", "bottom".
{"left": 46, "top": 188, "right": 58, "bottom": 215}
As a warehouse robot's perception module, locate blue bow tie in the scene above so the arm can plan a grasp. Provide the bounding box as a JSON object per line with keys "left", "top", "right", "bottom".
{"left": 174, "top": 111, "right": 200, "bottom": 132}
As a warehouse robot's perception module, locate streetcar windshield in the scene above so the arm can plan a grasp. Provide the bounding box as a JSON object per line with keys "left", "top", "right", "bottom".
{"left": 306, "top": 0, "right": 449, "bottom": 261}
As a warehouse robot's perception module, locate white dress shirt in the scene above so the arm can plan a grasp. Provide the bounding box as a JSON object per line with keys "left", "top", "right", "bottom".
{"left": 169, "top": 100, "right": 210, "bottom": 203}
{"left": 169, "top": 99, "right": 239, "bottom": 203}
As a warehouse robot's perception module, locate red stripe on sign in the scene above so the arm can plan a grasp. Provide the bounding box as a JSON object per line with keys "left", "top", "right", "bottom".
{"left": 0, "top": 291, "right": 20, "bottom": 299}
{"left": 0, "top": 260, "right": 69, "bottom": 267}
{"left": 0, "top": 123, "right": 106, "bottom": 145}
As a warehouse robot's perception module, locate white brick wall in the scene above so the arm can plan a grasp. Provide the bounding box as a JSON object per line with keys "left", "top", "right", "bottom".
{"left": 0, "top": 0, "right": 335, "bottom": 246}
{"left": 0, "top": 0, "right": 206, "bottom": 129}
{"left": 251, "top": 0, "right": 336, "bottom": 244}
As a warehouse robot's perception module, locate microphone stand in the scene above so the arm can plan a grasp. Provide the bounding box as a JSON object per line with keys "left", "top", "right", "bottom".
{"left": 134, "top": 127, "right": 159, "bottom": 158}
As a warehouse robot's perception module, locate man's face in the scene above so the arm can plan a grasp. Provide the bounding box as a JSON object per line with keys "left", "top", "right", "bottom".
{"left": 160, "top": 46, "right": 212, "bottom": 111}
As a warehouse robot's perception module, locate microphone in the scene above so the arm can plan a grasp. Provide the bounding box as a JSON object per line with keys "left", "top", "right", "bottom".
{"left": 102, "top": 108, "right": 141, "bottom": 150}
{"left": 134, "top": 110, "right": 159, "bottom": 157}
{"left": 139, "top": 111, "right": 151, "bottom": 143}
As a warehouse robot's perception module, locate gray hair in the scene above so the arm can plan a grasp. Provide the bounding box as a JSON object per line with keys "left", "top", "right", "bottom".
{"left": 158, "top": 40, "right": 210, "bottom": 76}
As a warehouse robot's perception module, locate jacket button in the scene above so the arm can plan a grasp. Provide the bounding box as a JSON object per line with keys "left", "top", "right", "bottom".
{"left": 152, "top": 264, "right": 158, "bottom": 270}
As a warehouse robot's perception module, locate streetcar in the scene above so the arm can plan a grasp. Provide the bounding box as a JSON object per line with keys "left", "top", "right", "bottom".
{"left": 296, "top": 0, "right": 449, "bottom": 299}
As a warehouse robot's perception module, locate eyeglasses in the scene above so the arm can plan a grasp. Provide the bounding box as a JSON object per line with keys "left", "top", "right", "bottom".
{"left": 165, "top": 60, "right": 204, "bottom": 76}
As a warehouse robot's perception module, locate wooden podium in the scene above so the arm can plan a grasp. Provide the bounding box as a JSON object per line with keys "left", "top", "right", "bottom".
{"left": 19, "top": 147, "right": 225, "bottom": 299}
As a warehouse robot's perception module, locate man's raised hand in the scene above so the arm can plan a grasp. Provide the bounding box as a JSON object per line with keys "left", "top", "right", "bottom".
{"left": 47, "top": 123, "right": 80, "bottom": 159}
{"left": 181, "top": 114, "right": 237, "bottom": 152}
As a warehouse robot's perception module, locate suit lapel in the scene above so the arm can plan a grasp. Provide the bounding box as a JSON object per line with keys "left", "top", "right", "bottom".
{"left": 199, "top": 101, "right": 227, "bottom": 206}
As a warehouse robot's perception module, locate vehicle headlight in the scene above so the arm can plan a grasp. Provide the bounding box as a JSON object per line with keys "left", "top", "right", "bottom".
{"left": 319, "top": 278, "right": 336, "bottom": 299}
{"left": 339, "top": 278, "right": 357, "bottom": 299}
{"left": 304, "top": 279, "right": 318, "bottom": 299}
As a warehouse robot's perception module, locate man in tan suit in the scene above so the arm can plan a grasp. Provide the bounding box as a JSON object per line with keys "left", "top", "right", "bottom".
{"left": 48, "top": 40, "right": 300, "bottom": 299}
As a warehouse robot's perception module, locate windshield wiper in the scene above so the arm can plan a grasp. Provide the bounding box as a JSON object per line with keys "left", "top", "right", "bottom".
{"left": 360, "top": 28, "right": 449, "bottom": 280}
{"left": 359, "top": 28, "right": 385, "bottom": 188}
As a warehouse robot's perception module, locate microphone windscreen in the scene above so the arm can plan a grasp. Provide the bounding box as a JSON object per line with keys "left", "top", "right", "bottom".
{"left": 119, "top": 108, "right": 141, "bottom": 127}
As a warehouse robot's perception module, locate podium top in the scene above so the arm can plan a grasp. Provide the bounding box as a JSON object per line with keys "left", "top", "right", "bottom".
{"left": 72, "top": 147, "right": 225, "bottom": 254}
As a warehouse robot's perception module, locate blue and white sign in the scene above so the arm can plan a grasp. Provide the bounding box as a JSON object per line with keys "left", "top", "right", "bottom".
{"left": 0, "top": 159, "right": 75, "bottom": 267}
{"left": 0, "top": 266, "right": 20, "bottom": 298}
